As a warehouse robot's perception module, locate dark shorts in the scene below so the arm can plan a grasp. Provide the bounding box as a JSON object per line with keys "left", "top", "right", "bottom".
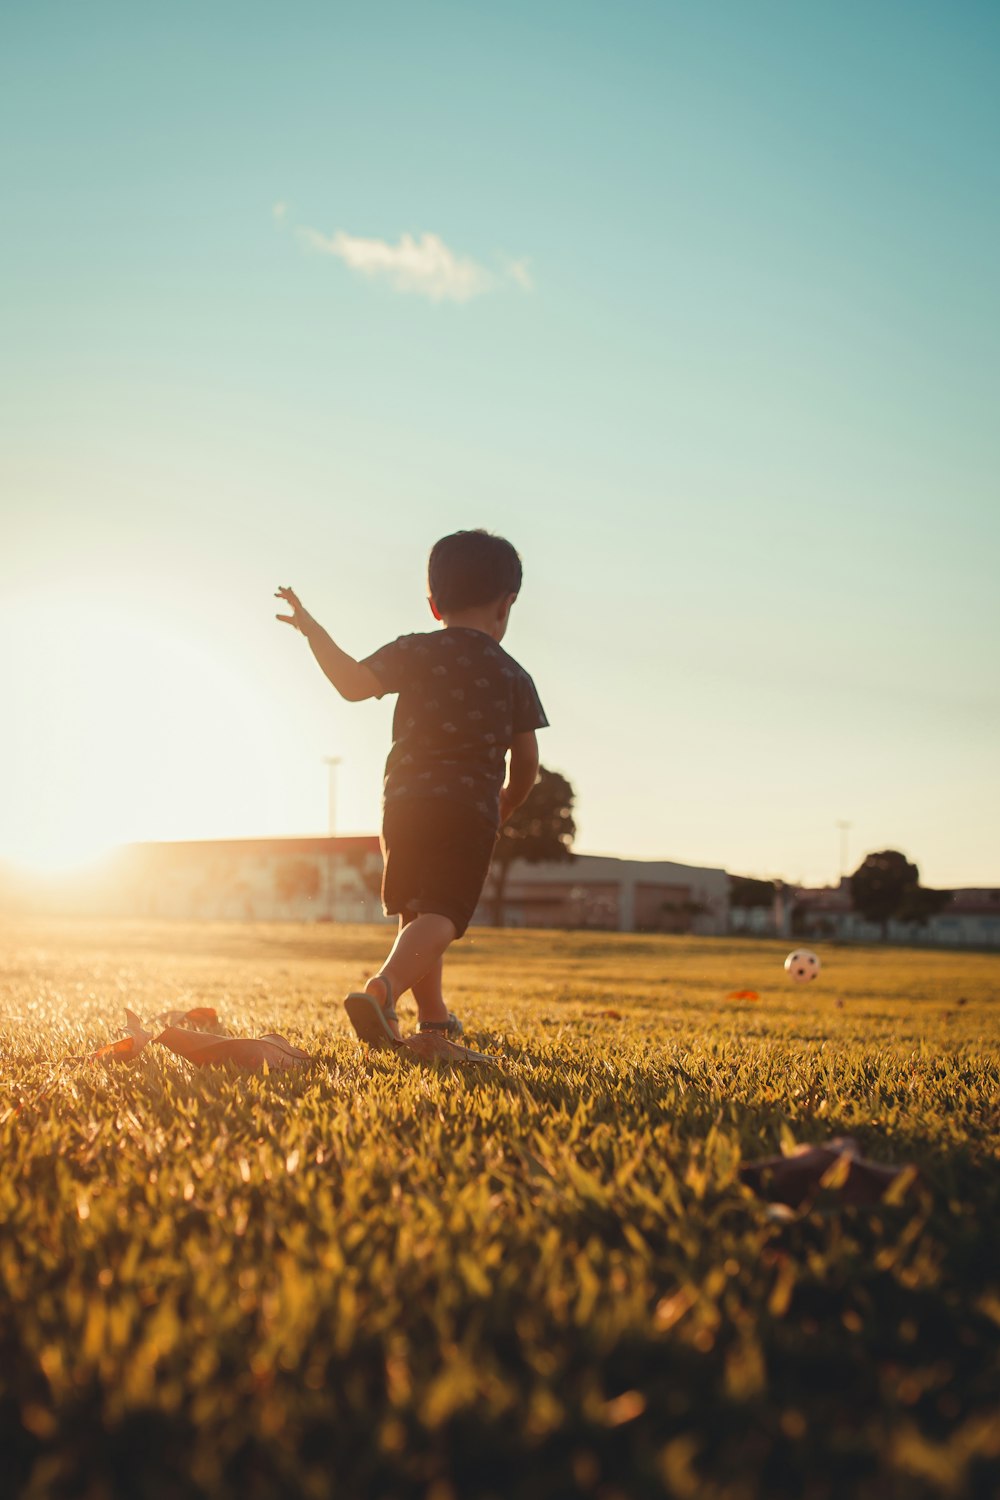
{"left": 381, "top": 797, "right": 497, "bottom": 938}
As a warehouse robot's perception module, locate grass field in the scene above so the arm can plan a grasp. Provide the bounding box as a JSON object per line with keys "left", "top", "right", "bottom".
{"left": 1, "top": 919, "right": 998, "bottom": 1500}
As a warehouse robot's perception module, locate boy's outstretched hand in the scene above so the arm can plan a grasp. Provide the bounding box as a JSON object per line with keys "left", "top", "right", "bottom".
{"left": 274, "top": 586, "right": 380, "bottom": 701}
{"left": 275, "top": 586, "right": 315, "bottom": 636}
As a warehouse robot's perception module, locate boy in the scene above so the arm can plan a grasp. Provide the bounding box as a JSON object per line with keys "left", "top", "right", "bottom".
{"left": 275, "top": 529, "right": 548, "bottom": 1047}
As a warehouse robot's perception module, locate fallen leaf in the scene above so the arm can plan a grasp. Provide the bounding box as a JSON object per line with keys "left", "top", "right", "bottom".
{"left": 94, "top": 1011, "right": 311, "bottom": 1072}
{"left": 402, "top": 1032, "right": 494, "bottom": 1065}
{"left": 740, "top": 1137, "right": 917, "bottom": 1209}
{"left": 726, "top": 990, "right": 760, "bottom": 1002}
{"left": 184, "top": 1007, "right": 218, "bottom": 1025}
{"left": 92, "top": 1035, "right": 141, "bottom": 1062}
{"left": 155, "top": 1027, "right": 310, "bottom": 1071}
{"left": 152, "top": 1006, "right": 220, "bottom": 1029}
{"left": 93, "top": 1010, "right": 154, "bottom": 1061}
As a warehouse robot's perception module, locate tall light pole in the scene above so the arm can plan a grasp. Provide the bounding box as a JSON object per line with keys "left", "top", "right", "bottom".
{"left": 836, "top": 820, "right": 852, "bottom": 886}
{"left": 323, "top": 757, "right": 342, "bottom": 920}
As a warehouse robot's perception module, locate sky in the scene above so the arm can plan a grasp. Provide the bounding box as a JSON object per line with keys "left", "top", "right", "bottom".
{"left": 1, "top": 0, "right": 998, "bottom": 888}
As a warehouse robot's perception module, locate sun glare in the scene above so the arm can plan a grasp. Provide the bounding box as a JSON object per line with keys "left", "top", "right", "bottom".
{"left": 6, "top": 832, "right": 122, "bottom": 878}
{"left": 0, "top": 593, "right": 289, "bottom": 874}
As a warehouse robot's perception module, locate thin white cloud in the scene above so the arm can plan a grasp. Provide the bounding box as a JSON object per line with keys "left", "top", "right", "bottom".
{"left": 272, "top": 201, "right": 288, "bottom": 223}
{"left": 298, "top": 228, "right": 492, "bottom": 303}
{"left": 292, "top": 223, "right": 534, "bottom": 302}
{"left": 505, "top": 256, "right": 534, "bottom": 292}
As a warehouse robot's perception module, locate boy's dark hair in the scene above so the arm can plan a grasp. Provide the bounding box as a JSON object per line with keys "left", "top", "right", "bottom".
{"left": 428, "top": 530, "right": 522, "bottom": 614}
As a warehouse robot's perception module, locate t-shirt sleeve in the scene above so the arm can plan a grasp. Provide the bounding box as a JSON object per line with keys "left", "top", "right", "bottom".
{"left": 359, "top": 636, "right": 413, "bottom": 698}
{"left": 513, "top": 670, "right": 549, "bottom": 734}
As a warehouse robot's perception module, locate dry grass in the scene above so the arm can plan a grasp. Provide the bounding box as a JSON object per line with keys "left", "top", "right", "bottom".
{"left": 1, "top": 919, "right": 998, "bottom": 1499}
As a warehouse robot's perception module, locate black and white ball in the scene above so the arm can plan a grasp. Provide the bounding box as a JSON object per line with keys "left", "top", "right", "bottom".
{"left": 784, "top": 949, "right": 821, "bottom": 983}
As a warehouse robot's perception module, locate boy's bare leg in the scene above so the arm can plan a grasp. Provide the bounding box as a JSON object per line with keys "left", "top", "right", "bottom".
{"left": 410, "top": 954, "right": 449, "bottom": 1025}
{"left": 366, "top": 913, "right": 456, "bottom": 1026}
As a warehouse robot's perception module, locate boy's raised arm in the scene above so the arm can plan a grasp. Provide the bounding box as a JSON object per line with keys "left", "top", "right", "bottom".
{"left": 275, "top": 587, "right": 382, "bottom": 702}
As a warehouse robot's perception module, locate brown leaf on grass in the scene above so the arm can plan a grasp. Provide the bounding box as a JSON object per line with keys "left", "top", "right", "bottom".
{"left": 95, "top": 1011, "right": 311, "bottom": 1072}
{"left": 599, "top": 1009, "right": 623, "bottom": 1020}
{"left": 92, "top": 1009, "right": 154, "bottom": 1062}
{"left": 152, "top": 1006, "right": 220, "bottom": 1030}
{"left": 153, "top": 1026, "right": 310, "bottom": 1071}
{"left": 183, "top": 1006, "right": 218, "bottom": 1025}
{"left": 92, "top": 1035, "right": 142, "bottom": 1062}
{"left": 402, "top": 1032, "right": 494, "bottom": 1066}
{"left": 740, "top": 1136, "right": 918, "bottom": 1209}
{"left": 726, "top": 990, "right": 760, "bottom": 1002}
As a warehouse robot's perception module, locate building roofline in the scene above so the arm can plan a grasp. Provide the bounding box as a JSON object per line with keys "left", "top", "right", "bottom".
{"left": 578, "top": 851, "right": 727, "bottom": 876}
{"left": 120, "top": 834, "right": 382, "bottom": 855}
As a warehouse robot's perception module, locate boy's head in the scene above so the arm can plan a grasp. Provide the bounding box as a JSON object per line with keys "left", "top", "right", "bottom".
{"left": 428, "top": 530, "right": 522, "bottom": 638}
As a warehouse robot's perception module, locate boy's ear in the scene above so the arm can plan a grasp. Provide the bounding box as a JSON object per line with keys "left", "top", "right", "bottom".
{"left": 428, "top": 596, "right": 443, "bottom": 621}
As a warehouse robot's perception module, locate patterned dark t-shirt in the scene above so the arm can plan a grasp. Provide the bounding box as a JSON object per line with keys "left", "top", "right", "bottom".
{"left": 361, "top": 627, "right": 548, "bottom": 828}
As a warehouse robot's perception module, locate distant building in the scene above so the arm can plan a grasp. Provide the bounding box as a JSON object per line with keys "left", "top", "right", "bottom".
{"left": 905, "top": 888, "right": 1000, "bottom": 950}
{"left": 119, "top": 836, "right": 387, "bottom": 923}
{"left": 788, "top": 880, "right": 854, "bottom": 939}
{"left": 1, "top": 836, "right": 386, "bottom": 924}
{"left": 728, "top": 878, "right": 798, "bottom": 939}
{"left": 6, "top": 838, "right": 991, "bottom": 946}
{"left": 0, "top": 837, "right": 730, "bottom": 935}
{"left": 787, "top": 880, "right": 1000, "bottom": 950}
{"left": 475, "top": 854, "right": 729, "bottom": 935}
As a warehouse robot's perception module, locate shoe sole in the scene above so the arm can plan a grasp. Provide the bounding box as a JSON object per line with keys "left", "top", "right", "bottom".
{"left": 344, "top": 992, "right": 401, "bottom": 1048}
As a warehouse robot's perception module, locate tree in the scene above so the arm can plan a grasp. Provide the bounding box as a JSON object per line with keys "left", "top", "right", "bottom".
{"left": 896, "top": 884, "right": 950, "bottom": 927}
{"left": 489, "top": 767, "right": 576, "bottom": 927}
{"left": 849, "top": 850, "right": 919, "bottom": 937}
{"left": 729, "top": 876, "right": 776, "bottom": 909}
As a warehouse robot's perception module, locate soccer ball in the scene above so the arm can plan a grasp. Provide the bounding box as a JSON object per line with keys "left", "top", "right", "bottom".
{"left": 784, "top": 949, "right": 821, "bottom": 983}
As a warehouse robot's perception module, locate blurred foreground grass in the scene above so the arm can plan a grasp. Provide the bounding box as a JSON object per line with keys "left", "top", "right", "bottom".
{"left": 1, "top": 919, "right": 998, "bottom": 1500}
